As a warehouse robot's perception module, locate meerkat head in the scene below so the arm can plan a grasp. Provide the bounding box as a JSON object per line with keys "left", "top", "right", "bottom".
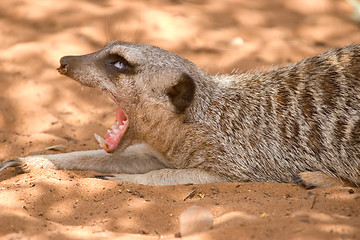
{"left": 57, "top": 41, "right": 198, "bottom": 153}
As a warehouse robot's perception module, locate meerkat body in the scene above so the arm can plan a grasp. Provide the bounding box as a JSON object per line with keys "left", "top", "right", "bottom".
{"left": 1, "top": 42, "right": 359, "bottom": 187}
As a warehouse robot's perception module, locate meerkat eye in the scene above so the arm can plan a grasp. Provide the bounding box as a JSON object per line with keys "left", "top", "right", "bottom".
{"left": 114, "top": 61, "right": 127, "bottom": 71}
{"left": 107, "top": 53, "right": 131, "bottom": 73}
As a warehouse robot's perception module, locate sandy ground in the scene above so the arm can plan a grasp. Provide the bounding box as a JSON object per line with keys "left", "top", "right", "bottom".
{"left": 0, "top": 0, "right": 360, "bottom": 239}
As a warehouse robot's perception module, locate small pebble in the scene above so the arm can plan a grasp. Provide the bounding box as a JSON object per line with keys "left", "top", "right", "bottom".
{"left": 180, "top": 205, "right": 213, "bottom": 237}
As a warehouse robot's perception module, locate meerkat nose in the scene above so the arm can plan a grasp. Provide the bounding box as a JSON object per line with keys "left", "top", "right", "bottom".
{"left": 57, "top": 56, "right": 71, "bottom": 75}
{"left": 58, "top": 55, "right": 78, "bottom": 75}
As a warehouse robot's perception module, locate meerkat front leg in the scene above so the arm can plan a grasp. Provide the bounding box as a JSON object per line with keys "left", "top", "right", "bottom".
{"left": 95, "top": 168, "right": 226, "bottom": 185}
{"left": 0, "top": 143, "right": 171, "bottom": 174}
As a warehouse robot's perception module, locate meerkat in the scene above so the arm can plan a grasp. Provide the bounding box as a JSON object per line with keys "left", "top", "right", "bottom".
{"left": 1, "top": 41, "right": 359, "bottom": 187}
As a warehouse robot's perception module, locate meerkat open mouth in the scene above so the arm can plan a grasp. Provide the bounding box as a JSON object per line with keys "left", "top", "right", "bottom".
{"left": 94, "top": 107, "right": 128, "bottom": 153}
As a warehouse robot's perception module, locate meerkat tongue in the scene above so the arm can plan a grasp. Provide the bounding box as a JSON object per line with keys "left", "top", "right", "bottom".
{"left": 94, "top": 107, "right": 128, "bottom": 153}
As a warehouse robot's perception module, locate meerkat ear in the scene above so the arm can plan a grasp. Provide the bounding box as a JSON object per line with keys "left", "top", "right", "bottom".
{"left": 167, "top": 73, "right": 196, "bottom": 114}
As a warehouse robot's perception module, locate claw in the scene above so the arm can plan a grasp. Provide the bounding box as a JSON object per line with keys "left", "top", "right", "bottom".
{"left": 94, "top": 174, "right": 115, "bottom": 180}
{"left": 0, "top": 159, "right": 23, "bottom": 172}
{"left": 294, "top": 176, "right": 303, "bottom": 184}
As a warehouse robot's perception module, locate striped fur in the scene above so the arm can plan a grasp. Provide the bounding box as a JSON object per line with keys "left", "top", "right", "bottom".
{"left": 192, "top": 44, "right": 360, "bottom": 184}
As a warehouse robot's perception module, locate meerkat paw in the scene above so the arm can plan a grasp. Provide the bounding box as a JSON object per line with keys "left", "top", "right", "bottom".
{"left": 94, "top": 168, "right": 225, "bottom": 186}
{"left": 0, "top": 156, "right": 56, "bottom": 174}
{"left": 297, "top": 171, "right": 347, "bottom": 188}
{"left": 94, "top": 173, "right": 175, "bottom": 185}
{"left": 94, "top": 173, "right": 193, "bottom": 185}
{"left": 0, "top": 159, "right": 25, "bottom": 173}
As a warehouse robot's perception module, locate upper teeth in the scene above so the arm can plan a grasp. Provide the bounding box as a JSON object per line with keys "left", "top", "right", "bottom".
{"left": 112, "top": 127, "right": 120, "bottom": 134}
